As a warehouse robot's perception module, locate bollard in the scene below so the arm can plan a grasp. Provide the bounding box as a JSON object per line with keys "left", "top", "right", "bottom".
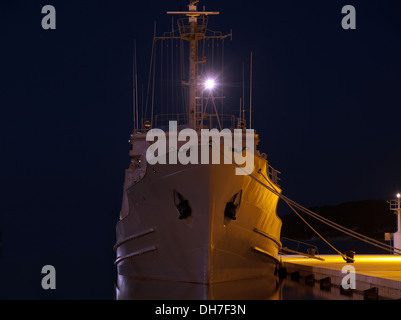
{"left": 320, "top": 277, "right": 331, "bottom": 291}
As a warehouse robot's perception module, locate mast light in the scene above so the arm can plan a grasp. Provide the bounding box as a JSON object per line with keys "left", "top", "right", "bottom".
{"left": 204, "top": 79, "right": 216, "bottom": 90}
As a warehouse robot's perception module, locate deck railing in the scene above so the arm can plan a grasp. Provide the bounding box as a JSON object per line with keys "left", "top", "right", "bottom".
{"left": 137, "top": 113, "right": 237, "bottom": 131}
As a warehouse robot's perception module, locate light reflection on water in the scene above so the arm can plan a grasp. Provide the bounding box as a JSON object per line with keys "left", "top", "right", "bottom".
{"left": 116, "top": 274, "right": 364, "bottom": 300}
{"left": 116, "top": 275, "right": 282, "bottom": 300}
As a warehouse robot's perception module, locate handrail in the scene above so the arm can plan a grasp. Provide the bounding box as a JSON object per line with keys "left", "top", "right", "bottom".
{"left": 138, "top": 113, "right": 240, "bottom": 131}
{"left": 113, "top": 227, "right": 156, "bottom": 251}
{"left": 114, "top": 245, "right": 158, "bottom": 265}
{"left": 390, "top": 200, "right": 400, "bottom": 210}
{"left": 267, "top": 164, "right": 281, "bottom": 186}
{"left": 280, "top": 237, "right": 320, "bottom": 256}
{"left": 280, "top": 247, "right": 325, "bottom": 261}
{"left": 253, "top": 228, "right": 282, "bottom": 249}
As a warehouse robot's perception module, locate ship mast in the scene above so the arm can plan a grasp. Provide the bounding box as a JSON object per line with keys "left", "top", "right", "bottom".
{"left": 165, "top": 0, "right": 231, "bottom": 130}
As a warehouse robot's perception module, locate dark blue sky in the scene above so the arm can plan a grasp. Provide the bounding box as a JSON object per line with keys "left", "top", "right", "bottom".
{"left": 1, "top": 0, "right": 401, "bottom": 298}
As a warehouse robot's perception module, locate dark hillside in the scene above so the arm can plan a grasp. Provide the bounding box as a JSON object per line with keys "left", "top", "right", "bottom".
{"left": 280, "top": 200, "right": 397, "bottom": 240}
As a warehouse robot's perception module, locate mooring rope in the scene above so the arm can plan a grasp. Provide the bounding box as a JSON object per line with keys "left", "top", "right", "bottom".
{"left": 226, "top": 151, "right": 401, "bottom": 257}
{"left": 282, "top": 195, "right": 401, "bottom": 254}
{"left": 254, "top": 167, "right": 401, "bottom": 256}
{"left": 257, "top": 170, "right": 351, "bottom": 261}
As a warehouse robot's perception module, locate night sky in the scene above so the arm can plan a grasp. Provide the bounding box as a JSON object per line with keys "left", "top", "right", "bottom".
{"left": 1, "top": 0, "right": 401, "bottom": 299}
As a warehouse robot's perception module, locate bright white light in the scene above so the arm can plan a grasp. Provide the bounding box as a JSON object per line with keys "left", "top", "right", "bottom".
{"left": 397, "top": 193, "right": 400, "bottom": 199}
{"left": 204, "top": 79, "right": 216, "bottom": 90}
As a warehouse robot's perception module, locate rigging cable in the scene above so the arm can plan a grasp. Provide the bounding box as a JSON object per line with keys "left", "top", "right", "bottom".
{"left": 257, "top": 170, "right": 350, "bottom": 261}
{"left": 223, "top": 148, "right": 401, "bottom": 258}
{"left": 145, "top": 22, "right": 157, "bottom": 123}
{"left": 257, "top": 167, "right": 401, "bottom": 256}
{"left": 221, "top": 38, "right": 224, "bottom": 114}
{"left": 283, "top": 195, "right": 401, "bottom": 254}
{"left": 151, "top": 38, "right": 156, "bottom": 127}
{"left": 160, "top": 39, "right": 163, "bottom": 115}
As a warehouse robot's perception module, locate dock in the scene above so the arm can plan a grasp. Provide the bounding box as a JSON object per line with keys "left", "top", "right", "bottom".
{"left": 280, "top": 254, "right": 401, "bottom": 300}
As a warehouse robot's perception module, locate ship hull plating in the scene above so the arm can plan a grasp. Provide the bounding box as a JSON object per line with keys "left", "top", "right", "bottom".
{"left": 115, "top": 153, "right": 282, "bottom": 284}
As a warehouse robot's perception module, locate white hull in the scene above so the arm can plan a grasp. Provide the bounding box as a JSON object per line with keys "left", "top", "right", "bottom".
{"left": 115, "top": 149, "right": 282, "bottom": 284}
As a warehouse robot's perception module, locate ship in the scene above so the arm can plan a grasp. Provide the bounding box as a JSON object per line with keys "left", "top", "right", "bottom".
{"left": 114, "top": 0, "right": 282, "bottom": 288}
